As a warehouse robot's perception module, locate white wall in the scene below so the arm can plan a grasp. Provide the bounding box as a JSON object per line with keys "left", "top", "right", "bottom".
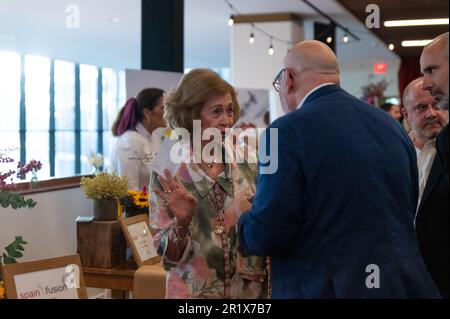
{"left": 231, "top": 21, "right": 304, "bottom": 90}
{"left": 0, "top": 188, "right": 91, "bottom": 263}
{"left": 339, "top": 61, "right": 400, "bottom": 100}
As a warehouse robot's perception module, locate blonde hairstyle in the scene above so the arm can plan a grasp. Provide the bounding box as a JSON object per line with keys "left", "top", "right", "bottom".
{"left": 164, "top": 69, "right": 241, "bottom": 132}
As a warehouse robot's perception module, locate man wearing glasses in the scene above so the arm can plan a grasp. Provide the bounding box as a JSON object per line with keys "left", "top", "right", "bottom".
{"left": 238, "top": 40, "right": 440, "bottom": 298}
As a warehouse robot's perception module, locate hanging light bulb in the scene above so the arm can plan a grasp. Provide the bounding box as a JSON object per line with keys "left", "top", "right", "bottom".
{"left": 268, "top": 44, "right": 274, "bottom": 55}
{"left": 388, "top": 43, "right": 395, "bottom": 51}
{"left": 343, "top": 34, "right": 349, "bottom": 43}
{"left": 228, "top": 16, "right": 234, "bottom": 26}
{"left": 326, "top": 36, "right": 333, "bottom": 44}
{"left": 249, "top": 32, "right": 255, "bottom": 44}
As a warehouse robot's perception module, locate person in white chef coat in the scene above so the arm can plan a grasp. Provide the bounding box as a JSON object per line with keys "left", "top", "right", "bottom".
{"left": 110, "top": 88, "right": 167, "bottom": 190}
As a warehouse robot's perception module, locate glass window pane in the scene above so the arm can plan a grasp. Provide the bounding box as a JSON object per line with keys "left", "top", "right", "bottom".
{"left": 55, "top": 60, "right": 75, "bottom": 130}
{"left": 55, "top": 131, "right": 75, "bottom": 177}
{"left": 0, "top": 132, "right": 21, "bottom": 184}
{"left": 25, "top": 55, "right": 50, "bottom": 131}
{"left": 118, "top": 70, "right": 126, "bottom": 107}
{"left": 0, "top": 51, "right": 21, "bottom": 131}
{"left": 80, "top": 64, "right": 98, "bottom": 131}
{"left": 102, "top": 68, "right": 119, "bottom": 131}
{"left": 81, "top": 131, "right": 98, "bottom": 174}
{"left": 102, "top": 130, "right": 114, "bottom": 170}
{"left": 26, "top": 131, "right": 50, "bottom": 179}
{"left": 0, "top": 132, "right": 20, "bottom": 159}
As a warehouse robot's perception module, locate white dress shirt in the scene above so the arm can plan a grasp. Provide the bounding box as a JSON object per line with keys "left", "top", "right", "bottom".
{"left": 297, "top": 83, "right": 336, "bottom": 110}
{"left": 110, "top": 123, "right": 162, "bottom": 190}
{"left": 410, "top": 132, "right": 437, "bottom": 208}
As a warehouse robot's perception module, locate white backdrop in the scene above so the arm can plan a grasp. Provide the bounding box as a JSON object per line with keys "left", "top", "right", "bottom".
{"left": 125, "top": 69, "right": 183, "bottom": 98}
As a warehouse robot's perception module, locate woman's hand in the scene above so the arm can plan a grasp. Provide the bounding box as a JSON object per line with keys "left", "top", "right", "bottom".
{"left": 154, "top": 169, "right": 198, "bottom": 227}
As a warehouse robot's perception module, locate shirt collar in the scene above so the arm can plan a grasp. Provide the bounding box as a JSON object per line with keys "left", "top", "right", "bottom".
{"left": 186, "top": 163, "right": 233, "bottom": 198}
{"left": 409, "top": 131, "right": 436, "bottom": 152}
{"left": 297, "top": 83, "right": 335, "bottom": 110}
{"left": 135, "top": 122, "right": 153, "bottom": 141}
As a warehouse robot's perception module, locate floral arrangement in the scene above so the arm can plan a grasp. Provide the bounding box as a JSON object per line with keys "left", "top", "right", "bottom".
{"left": 80, "top": 172, "right": 128, "bottom": 200}
{"left": 361, "top": 77, "right": 391, "bottom": 107}
{"left": 88, "top": 152, "right": 104, "bottom": 175}
{"left": 120, "top": 187, "right": 149, "bottom": 218}
{"left": 1, "top": 148, "right": 41, "bottom": 299}
{"left": 1, "top": 149, "right": 42, "bottom": 209}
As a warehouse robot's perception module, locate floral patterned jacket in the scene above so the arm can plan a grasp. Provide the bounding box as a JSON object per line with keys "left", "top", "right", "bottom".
{"left": 149, "top": 146, "right": 267, "bottom": 299}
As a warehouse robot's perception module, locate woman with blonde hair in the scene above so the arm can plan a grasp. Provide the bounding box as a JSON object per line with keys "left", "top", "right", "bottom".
{"left": 149, "top": 69, "right": 268, "bottom": 299}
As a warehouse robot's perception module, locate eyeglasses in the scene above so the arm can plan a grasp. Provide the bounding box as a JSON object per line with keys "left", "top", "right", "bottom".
{"left": 272, "top": 69, "right": 285, "bottom": 92}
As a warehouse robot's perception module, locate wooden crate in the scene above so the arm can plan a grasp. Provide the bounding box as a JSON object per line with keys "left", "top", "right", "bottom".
{"left": 77, "top": 219, "right": 126, "bottom": 268}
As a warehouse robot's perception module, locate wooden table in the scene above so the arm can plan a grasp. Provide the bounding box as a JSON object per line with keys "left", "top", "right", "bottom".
{"left": 82, "top": 261, "right": 137, "bottom": 298}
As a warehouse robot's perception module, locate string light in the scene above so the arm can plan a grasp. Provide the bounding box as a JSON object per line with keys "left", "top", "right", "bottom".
{"left": 343, "top": 34, "right": 349, "bottom": 43}
{"left": 228, "top": 15, "right": 234, "bottom": 26}
{"left": 224, "top": 0, "right": 359, "bottom": 54}
{"left": 268, "top": 38, "right": 274, "bottom": 55}
{"left": 388, "top": 43, "right": 395, "bottom": 51}
{"left": 249, "top": 32, "right": 255, "bottom": 44}
{"left": 249, "top": 25, "right": 255, "bottom": 44}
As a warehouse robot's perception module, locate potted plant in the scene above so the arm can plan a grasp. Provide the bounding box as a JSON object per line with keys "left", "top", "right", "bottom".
{"left": 80, "top": 172, "right": 128, "bottom": 221}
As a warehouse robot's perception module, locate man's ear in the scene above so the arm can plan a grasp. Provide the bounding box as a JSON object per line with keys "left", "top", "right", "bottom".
{"left": 401, "top": 107, "right": 409, "bottom": 121}
{"left": 285, "top": 69, "right": 295, "bottom": 93}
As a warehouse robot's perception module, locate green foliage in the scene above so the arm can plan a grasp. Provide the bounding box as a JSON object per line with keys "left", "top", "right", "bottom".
{"left": 80, "top": 172, "right": 128, "bottom": 200}
{"left": 0, "top": 236, "right": 28, "bottom": 266}
{"left": 0, "top": 191, "right": 37, "bottom": 209}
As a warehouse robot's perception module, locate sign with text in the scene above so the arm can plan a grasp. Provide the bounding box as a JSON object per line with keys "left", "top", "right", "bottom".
{"left": 0, "top": 255, "right": 87, "bottom": 299}
{"left": 120, "top": 214, "right": 160, "bottom": 267}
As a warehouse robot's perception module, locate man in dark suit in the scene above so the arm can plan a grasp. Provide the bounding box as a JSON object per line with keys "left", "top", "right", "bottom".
{"left": 238, "top": 40, "right": 440, "bottom": 298}
{"left": 418, "top": 32, "right": 449, "bottom": 297}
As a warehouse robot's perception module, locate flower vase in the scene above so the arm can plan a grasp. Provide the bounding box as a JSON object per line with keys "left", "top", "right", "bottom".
{"left": 93, "top": 199, "right": 119, "bottom": 221}
{"left": 30, "top": 169, "right": 39, "bottom": 189}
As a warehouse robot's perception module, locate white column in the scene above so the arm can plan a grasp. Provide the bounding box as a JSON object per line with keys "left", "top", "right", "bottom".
{"left": 231, "top": 14, "right": 305, "bottom": 120}
{"left": 231, "top": 14, "right": 305, "bottom": 90}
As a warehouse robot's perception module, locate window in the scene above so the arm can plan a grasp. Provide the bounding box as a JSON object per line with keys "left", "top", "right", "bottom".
{"left": 24, "top": 55, "right": 51, "bottom": 179}
{"left": 54, "top": 60, "right": 76, "bottom": 177}
{"left": 102, "top": 69, "right": 126, "bottom": 169}
{"left": 80, "top": 64, "right": 99, "bottom": 174}
{"left": 0, "top": 50, "right": 125, "bottom": 180}
{"left": 0, "top": 51, "right": 21, "bottom": 164}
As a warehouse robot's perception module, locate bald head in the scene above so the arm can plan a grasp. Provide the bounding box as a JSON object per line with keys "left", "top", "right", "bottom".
{"left": 403, "top": 77, "right": 425, "bottom": 110}
{"left": 424, "top": 32, "right": 449, "bottom": 61}
{"left": 278, "top": 40, "right": 341, "bottom": 113}
{"left": 284, "top": 40, "right": 340, "bottom": 76}
{"left": 421, "top": 32, "right": 449, "bottom": 110}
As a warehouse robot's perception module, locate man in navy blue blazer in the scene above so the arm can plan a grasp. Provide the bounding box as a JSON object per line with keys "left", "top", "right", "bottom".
{"left": 238, "top": 40, "right": 440, "bottom": 298}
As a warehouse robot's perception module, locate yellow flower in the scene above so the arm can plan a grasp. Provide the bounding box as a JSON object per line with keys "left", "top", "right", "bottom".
{"left": 117, "top": 201, "right": 124, "bottom": 219}
{"left": 164, "top": 128, "right": 172, "bottom": 138}
{"left": 0, "top": 280, "right": 5, "bottom": 299}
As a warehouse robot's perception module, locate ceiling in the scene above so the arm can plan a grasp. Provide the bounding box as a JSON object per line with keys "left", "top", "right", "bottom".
{"left": 0, "top": 0, "right": 141, "bottom": 69}
{"left": 0, "top": 0, "right": 399, "bottom": 70}
{"left": 337, "top": 0, "right": 449, "bottom": 57}
{"left": 185, "top": 0, "right": 399, "bottom": 69}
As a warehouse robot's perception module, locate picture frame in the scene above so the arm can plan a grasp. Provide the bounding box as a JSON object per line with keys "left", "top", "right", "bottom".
{"left": 119, "top": 214, "right": 160, "bottom": 267}
{"left": 0, "top": 254, "right": 87, "bottom": 299}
